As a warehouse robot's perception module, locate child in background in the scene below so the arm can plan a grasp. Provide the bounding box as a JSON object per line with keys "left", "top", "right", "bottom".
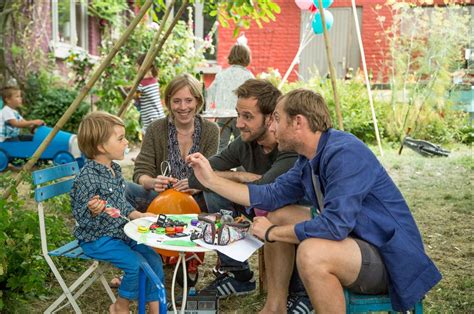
{"left": 135, "top": 54, "right": 165, "bottom": 135}
{"left": 0, "top": 86, "right": 44, "bottom": 142}
{"left": 70, "top": 111, "right": 163, "bottom": 313}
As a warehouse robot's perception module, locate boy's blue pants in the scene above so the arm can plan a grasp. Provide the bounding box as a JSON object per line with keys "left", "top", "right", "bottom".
{"left": 81, "top": 236, "right": 164, "bottom": 302}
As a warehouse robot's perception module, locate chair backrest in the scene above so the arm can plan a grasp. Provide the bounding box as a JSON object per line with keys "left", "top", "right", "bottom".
{"left": 33, "top": 162, "right": 80, "bottom": 202}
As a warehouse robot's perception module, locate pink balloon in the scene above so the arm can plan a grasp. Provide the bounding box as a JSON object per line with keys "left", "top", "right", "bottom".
{"left": 295, "top": 0, "right": 313, "bottom": 10}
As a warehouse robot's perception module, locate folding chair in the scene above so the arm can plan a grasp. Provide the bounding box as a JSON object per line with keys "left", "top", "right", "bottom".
{"left": 33, "top": 162, "right": 116, "bottom": 313}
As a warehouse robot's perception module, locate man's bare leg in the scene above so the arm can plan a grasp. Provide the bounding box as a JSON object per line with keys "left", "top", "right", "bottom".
{"left": 296, "top": 238, "right": 361, "bottom": 314}
{"left": 259, "top": 205, "right": 311, "bottom": 314}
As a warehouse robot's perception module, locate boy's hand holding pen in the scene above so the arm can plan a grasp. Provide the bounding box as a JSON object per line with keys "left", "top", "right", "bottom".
{"left": 87, "top": 195, "right": 106, "bottom": 217}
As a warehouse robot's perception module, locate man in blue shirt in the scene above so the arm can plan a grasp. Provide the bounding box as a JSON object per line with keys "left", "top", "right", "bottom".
{"left": 186, "top": 89, "right": 441, "bottom": 312}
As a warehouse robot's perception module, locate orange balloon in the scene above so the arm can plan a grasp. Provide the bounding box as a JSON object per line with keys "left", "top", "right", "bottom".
{"left": 147, "top": 189, "right": 201, "bottom": 257}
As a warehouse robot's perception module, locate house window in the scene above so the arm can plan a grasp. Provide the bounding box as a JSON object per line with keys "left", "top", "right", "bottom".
{"left": 51, "top": 0, "right": 89, "bottom": 58}
{"left": 164, "top": 0, "right": 217, "bottom": 60}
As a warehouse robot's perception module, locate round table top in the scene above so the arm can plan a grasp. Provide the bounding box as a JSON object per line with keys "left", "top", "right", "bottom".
{"left": 123, "top": 216, "right": 211, "bottom": 253}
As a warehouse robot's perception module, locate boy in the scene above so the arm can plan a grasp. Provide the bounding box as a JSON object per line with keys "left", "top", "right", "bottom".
{"left": 70, "top": 111, "right": 163, "bottom": 313}
{"left": 0, "top": 86, "right": 44, "bottom": 142}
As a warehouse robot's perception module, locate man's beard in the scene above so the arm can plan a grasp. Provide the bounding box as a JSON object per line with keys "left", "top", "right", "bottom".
{"left": 240, "top": 122, "right": 268, "bottom": 143}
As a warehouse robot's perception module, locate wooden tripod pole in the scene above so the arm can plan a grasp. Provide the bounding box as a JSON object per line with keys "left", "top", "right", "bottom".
{"left": 316, "top": 0, "right": 344, "bottom": 130}
{"left": 351, "top": 0, "right": 383, "bottom": 156}
{"left": 117, "top": 0, "right": 189, "bottom": 118}
{"left": 2, "top": 0, "right": 154, "bottom": 200}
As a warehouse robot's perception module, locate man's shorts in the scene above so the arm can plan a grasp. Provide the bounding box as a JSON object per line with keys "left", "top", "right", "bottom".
{"left": 346, "top": 238, "right": 389, "bottom": 294}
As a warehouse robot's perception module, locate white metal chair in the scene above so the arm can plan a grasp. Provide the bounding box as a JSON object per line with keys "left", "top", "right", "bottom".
{"left": 33, "top": 161, "right": 116, "bottom": 313}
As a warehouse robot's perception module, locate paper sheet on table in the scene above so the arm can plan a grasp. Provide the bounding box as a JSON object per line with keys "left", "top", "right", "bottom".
{"left": 194, "top": 235, "right": 263, "bottom": 262}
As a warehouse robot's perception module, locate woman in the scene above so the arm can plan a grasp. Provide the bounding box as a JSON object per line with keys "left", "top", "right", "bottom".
{"left": 127, "top": 73, "right": 219, "bottom": 212}
{"left": 206, "top": 43, "right": 254, "bottom": 152}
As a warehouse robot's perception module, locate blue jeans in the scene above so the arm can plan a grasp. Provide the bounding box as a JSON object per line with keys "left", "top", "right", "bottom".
{"left": 126, "top": 182, "right": 159, "bottom": 213}
{"left": 203, "top": 191, "right": 251, "bottom": 271}
{"left": 81, "top": 236, "right": 164, "bottom": 302}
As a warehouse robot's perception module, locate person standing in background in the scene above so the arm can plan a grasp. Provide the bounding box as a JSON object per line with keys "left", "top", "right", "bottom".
{"left": 207, "top": 44, "right": 254, "bottom": 152}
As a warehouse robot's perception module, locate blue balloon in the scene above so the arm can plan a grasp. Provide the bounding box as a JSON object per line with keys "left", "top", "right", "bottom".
{"left": 312, "top": 10, "right": 334, "bottom": 35}
{"left": 313, "top": 0, "right": 333, "bottom": 9}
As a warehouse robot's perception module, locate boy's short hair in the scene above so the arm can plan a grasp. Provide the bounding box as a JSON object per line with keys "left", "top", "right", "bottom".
{"left": 78, "top": 111, "right": 125, "bottom": 159}
{"left": 278, "top": 89, "right": 332, "bottom": 132}
{"left": 228, "top": 44, "right": 251, "bottom": 67}
{"left": 235, "top": 79, "right": 281, "bottom": 116}
{"left": 137, "top": 53, "right": 158, "bottom": 77}
{"left": 2, "top": 86, "right": 21, "bottom": 101}
{"left": 164, "top": 73, "right": 203, "bottom": 116}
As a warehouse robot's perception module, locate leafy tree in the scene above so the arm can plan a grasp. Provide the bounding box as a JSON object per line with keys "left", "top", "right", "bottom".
{"left": 374, "top": 0, "right": 470, "bottom": 142}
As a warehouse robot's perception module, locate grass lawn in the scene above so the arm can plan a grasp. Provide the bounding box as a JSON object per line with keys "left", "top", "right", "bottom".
{"left": 4, "top": 145, "right": 473, "bottom": 313}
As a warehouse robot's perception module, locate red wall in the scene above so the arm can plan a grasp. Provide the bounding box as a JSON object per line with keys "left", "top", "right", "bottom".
{"left": 216, "top": 0, "right": 391, "bottom": 82}
{"left": 217, "top": 0, "right": 301, "bottom": 81}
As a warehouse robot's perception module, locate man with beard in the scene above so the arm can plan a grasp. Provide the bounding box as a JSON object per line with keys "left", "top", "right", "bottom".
{"left": 186, "top": 89, "right": 441, "bottom": 313}
{"left": 189, "top": 80, "right": 312, "bottom": 313}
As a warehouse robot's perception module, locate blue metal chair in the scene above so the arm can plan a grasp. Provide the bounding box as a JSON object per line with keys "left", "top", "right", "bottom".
{"left": 344, "top": 289, "right": 423, "bottom": 313}
{"left": 33, "top": 162, "right": 166, "bottom": 313}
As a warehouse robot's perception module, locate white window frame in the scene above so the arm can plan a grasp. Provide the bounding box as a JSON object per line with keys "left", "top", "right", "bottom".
{"left": 165, "top": 0, "right": 220, "bottom": 73}
{"left": 50, "top": 0, "right": 89, "bottom": 59}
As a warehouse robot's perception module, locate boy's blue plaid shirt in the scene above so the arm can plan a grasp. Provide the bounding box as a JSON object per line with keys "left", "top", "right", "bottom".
{"left": 70, "top": 160, "right": 135, "bottom": 242}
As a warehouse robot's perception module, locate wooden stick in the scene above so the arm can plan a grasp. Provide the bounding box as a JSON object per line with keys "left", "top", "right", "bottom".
{"left": 351, "top": 0, "right": 384, "bottom": 156}
{"left": 316, "top": 0, "right": 344, "bottom": 130}
{"left": 117, "top": 0, "right": 189, "bottom": 118}
{"left": 2, "top": 0, "right": 154, "bottom": 200}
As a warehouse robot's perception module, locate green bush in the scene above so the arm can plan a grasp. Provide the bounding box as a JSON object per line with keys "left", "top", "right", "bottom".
{"left": 22, "top": 72, "right": 89, "bottom": 133}
{"left": 0, "top": 173, "right": 78, "bottom": 309}
{"left": 280, "top": 76, "right": 388, "bottom": 144}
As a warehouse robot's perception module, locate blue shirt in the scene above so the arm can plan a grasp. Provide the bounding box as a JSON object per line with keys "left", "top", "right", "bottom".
{"left": 70, "top": 160, "right": 134, "bottom": 242}
{"left": 0, "top": 106, "right": 21, "bottom": 141}
{"left": 248, "top": 128, "right": 441, "bottom": 311}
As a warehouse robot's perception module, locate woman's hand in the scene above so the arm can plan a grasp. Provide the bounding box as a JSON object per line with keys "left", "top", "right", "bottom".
{"left": 88, "top": 195, "right": 106, "bottom": 216}
{"left": 148, "top": 175, "right": 178, "bottom": 192}
{"left": 174, "top": 179, "right": 200, "bottom": 195}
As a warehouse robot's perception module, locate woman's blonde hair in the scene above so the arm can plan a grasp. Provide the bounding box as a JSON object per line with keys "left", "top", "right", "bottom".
{"left": 78, "top": 111, "right": 125, "bottom": 159}
{"left": 228, "top": 44, "right": 251, "bottom": 67}
{"left": 164, "top": 73, "right": 203, "bottom": 117}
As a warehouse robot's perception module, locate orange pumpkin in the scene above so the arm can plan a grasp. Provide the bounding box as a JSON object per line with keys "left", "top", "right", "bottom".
{"left": 147, "top": 188, "right": 201, "bottom": 257}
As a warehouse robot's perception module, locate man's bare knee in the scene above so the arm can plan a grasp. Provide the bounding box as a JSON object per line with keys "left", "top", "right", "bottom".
{"left": 296, "top": 239, "right": 332, "bottom": 274}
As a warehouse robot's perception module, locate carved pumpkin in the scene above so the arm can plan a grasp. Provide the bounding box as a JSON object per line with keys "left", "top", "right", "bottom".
{"left": 147, "top": 188, "right": 201, "bottom": 257}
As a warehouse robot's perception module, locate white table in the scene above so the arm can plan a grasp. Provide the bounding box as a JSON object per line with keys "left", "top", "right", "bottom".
{"left": 124, "top": 216, "right": 211, "bottom": 314}
{"left": 200, "top": 110, "right": 237, "bottom": 119}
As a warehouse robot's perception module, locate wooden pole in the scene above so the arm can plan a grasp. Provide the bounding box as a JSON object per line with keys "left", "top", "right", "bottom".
{"left": 116, "top": 0, "right": 176, "bottom": 117}
{"left": 351, "top": 0, "right": 384, "bottom": 156}
{"left": 117, "top": 0, "right": 189, "bottom": 118}
{"left": 2, "top": 0, "right": 154, "bottom": 200}
{"left": 316, "top": 0, "right": 344, "bottom": 130}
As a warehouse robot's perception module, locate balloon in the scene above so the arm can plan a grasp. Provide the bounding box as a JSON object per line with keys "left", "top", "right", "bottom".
{"left": 295, "top": 0, "right": 313, "bottom": 10}
{"left": 312, "top": 9, "right": 334, "bottom": 35}
{"left": 313, "top": 0, "right": 333, "bottom": 9}
{"left": 309, "top": 3, "right": 318, "bottom": 12}
{"left": 147, "top": 189, "right": 201, "bottom": 257}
